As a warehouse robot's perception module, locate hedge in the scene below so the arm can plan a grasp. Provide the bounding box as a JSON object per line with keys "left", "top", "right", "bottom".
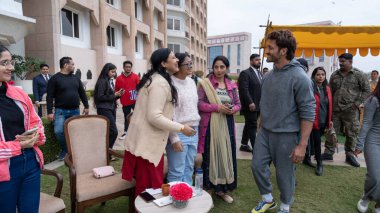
{"left": 40, "top": 118, "right": 61, "bottom": 164}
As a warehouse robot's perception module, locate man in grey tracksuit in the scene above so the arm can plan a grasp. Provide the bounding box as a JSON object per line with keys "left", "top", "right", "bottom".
{"left": 251, "top": 30, "right": 315, "bottom": 213}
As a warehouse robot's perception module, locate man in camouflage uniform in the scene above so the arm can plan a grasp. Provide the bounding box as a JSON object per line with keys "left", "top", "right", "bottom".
{"left": 322, "top": 53, "right": 370, "bottom": 167}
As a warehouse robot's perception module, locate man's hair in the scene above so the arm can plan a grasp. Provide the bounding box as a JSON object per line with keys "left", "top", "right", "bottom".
{"left": 338, "top": 53, "right": 353, "bottom": 60}
{"left": 263, "top": 67, "right": 269, "bottom": 71}
{"left": 267, "top": 30, "right": 297, "bottom": 61}
{"left": 250, "top": 53, "right": 260, "bottom": 61}
{"left": 40, "top": 63, "right": 49, "bottom": 69}
{"left": 123, "top": 60, "right": 133, "bottom": 67}
{"left": 59, "top": 57, "right": 72, "bottom": 69}
{"left": 372, "top": 70, "right": 379, "bottom": 75}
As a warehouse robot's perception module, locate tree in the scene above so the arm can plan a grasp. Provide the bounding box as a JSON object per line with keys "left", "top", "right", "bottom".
{"left": 12, "top": 55, "right": 43, "bottom": 80}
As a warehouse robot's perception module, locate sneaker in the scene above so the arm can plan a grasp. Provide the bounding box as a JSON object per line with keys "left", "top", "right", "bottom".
{"left": 119, "top": 132, "right": 127, "bottom": 140}
{"left": 357, "top": 198, "right": 369, "bottom": 213}
{"left": 57, "top": 151, "right": 67, "bottom": 161}
{"left": 239, "top": 144, "right": 253, "bottom": 153}
{"left": 321, "top": 153, "right": 333, "bottom": 161}
{"left": 251, "top": 200, "right": 277, "bottom": 213}
{"left": 277, "top": 209, "right": 289, "bottom": 213}
{"left": 217, "top": 193, "right": 233, "bottom": 203}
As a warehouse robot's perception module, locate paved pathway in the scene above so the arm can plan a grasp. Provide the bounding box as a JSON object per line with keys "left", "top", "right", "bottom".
{"left": 44, "top": 103, "right": 366, "bottom": 169}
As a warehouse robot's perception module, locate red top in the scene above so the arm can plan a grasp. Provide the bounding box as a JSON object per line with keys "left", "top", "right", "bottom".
{"left": 115, "top": 72, "right": 140, "bottom": 106}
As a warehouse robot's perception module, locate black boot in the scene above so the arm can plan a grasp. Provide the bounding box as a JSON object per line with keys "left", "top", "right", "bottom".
{"left": 315, "top": 161, "right": 323, "bottom": 176}
{"left": 302, "top": 155, "right": 315, "bottom": 168}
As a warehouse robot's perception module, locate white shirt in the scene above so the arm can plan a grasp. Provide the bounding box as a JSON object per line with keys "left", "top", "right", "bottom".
{"left": 251, "top": 66, "right": 262, "bottom": 82}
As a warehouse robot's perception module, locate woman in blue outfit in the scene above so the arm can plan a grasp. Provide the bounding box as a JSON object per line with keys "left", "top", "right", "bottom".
{"left": 166, "top": 53, "right": 201, "bottom": 185}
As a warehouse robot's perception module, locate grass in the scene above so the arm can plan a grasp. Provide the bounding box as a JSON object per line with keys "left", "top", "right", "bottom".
{"left": 41, "top": 159, "right": 371, "bottom": 213}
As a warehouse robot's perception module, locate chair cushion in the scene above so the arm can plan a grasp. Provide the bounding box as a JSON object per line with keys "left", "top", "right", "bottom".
{"left": 76, "top": 172, "right": 135, "bottom": 202}
{"left": 39, "top": 192, "right": 65, "bottom": 213}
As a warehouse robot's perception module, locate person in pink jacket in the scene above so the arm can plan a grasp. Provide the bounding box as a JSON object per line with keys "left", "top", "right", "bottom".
{"left": 0, "top": 45, "right": 45, "bottom": 213}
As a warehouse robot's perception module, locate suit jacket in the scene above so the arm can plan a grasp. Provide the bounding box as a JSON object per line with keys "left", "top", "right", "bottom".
{"left": 238, "top": 67, "right": 262, "bottom": 112}
{"left": 32, "top": 74, "right": 51, "bottom": 102}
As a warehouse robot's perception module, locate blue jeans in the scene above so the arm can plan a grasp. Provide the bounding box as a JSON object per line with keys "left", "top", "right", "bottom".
{"left": 166, "top": 127, "right": 198, "bottom": 185}
{"left": 54, "top": 108, "right": 80, "bottom": 154}
{"left": 0, "top": 149, "right": 41, "bottom": 213}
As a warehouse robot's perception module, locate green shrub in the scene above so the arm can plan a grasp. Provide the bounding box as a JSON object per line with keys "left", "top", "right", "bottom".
{"left": 85, "top": 91, "right": 91, "bottom": 99}
{"left": 86, "top": 89, "right": 95, "bottom": 97}
{"left": 40, "top": 118, "right": 61, "bottom": 164}
{"left": 28, "top": 94, "right": 34, "bottom": 101}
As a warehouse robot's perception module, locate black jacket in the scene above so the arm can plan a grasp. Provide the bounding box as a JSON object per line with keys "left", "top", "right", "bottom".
{"left": 94, "top": 78, "right": 118, "bottom": 110}
{"left": 238, "top": 67, "right": 262, "bottom": 112}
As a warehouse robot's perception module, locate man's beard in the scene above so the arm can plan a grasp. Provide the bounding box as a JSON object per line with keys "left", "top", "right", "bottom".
{"left": 253, "top": 64, "right": 261, "bottom": 69}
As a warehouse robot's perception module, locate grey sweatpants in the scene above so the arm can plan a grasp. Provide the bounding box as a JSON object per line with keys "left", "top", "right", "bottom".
{"left": 363, "top": 142, "right": 380, "bottom": 202}
{"left": 251, "top": 128, "right": 298, "bottom": 205}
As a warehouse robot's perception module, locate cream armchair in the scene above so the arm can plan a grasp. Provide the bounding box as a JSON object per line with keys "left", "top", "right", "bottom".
{"left": 63, "top": 115, "right": 135, "bottom": 213}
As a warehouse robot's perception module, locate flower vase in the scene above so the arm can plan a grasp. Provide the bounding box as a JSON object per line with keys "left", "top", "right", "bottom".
{"left": 172, "top": 198, "right": 188, "bottom": 209}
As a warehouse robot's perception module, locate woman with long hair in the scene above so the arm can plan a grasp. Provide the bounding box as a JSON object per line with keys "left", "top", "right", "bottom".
{"left": 355, "top": 79, "right": 380, "bottom": 213}
{"left": 121, "top": 48, "right": 195, "bottom": 197}
{"left": 0, "top": 45, "right": 45, "bottom": 212}
{"left": 198, "top": 55, "right": 241, "bottom": 203}
{"left": 310, "top": 67, "right": 332, "bottom": 176}
{"left": 166, "top": 53, "right": 200, "bottom": 185}
{"left": 94, "top": 63, "right": 123, "bottom": 150}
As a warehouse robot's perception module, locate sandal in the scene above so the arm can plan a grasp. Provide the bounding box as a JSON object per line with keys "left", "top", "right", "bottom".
{"left": 216, "top": 192, "right": 233, "bottom": 203}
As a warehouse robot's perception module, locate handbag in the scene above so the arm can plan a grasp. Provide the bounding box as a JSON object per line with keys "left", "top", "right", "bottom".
{"left": 92, "top": 166, "right": 116, "bottom": 179}
{"left": 325, "top": 122, "right": 339, "bottom": 153}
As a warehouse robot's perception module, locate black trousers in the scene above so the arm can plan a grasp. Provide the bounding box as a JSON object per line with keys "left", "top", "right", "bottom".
{"left": 97, "top": 108, "right": 117, "bottom": 149}
{"left": 241, "top": 111, "right": 259, "bottom": 149}
{"left": 310, "top": 123, "right": 326, "bottom": 162}
{"left": 122, "top": 104, "right": 135, "bottom": 133}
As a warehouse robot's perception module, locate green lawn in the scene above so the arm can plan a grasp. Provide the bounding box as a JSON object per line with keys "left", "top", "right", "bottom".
{"left": 41, "top": 159, "right": 370, "bottom": 213}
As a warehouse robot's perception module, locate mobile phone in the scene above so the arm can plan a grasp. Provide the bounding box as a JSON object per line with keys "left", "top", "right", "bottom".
{"left": 140, "top": 192, "right": 156, "bottom": 202}
{"left": 21, "top": 127, "right": 38, "bottom": 136}
{"left": 228, "top": 104, "right": 233, "bottom": 109}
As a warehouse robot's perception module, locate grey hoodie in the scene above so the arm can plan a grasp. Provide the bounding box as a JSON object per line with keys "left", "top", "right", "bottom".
{"left": 260, "top": 59, "right": 315, "bottom": 133}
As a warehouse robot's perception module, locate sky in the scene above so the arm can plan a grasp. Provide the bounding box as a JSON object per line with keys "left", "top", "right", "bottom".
{"left": 207, "top": 0, "right": 380, "bottom": 73}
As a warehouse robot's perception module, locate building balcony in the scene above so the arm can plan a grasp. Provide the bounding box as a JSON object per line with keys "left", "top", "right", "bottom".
{"left": 153, "top": 0, "right": 164, "bottom": 14}
{"left": 167, "top": 29, "right": 186, "bottom": 39}
{"left": 105, "top": 5, "right": 131, "bottom": 34}
{"left": 135, "top": 20, "right": 150, "bottom": 41}
{"left": 0, "top": 9, "right": 35, "bottom": 45}
{"left": 154, "top": 30, "right": 164, "bottom": 42}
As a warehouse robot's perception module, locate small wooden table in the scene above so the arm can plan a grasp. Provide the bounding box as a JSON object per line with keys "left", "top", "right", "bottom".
{"left": 135, "top": 189, "right": 213, "bottom": 213}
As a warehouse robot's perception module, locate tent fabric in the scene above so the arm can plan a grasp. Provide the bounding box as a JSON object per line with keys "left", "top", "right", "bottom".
{"left": 261, "top": 25, "right": 380, "bottom": 57}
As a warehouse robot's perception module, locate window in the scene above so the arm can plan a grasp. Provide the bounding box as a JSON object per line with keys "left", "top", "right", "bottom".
{"left": 135, "top": 0, "right": 142, "bottom": 21}
{"left": 135, "top": 33, "right": 144, "bottom": 59}
{"left": 319, "top": 52, "right": 325, "bottom": 62}
{"left": 61, "top": 8, "right": 79, "bottom": 38}
{"left": 153, "top": 10, "right": 159, "bottom": 30}
{"left": 106, "top": 0, "right": 114, "bottom": 5}
{"left": 237, "top": 69, "right": 240, "bottom": 74}
{"left": 237, "top": 44, "right": 241, "bottom": 66}
{"left": 107, "top": 26, "right": 116, "bottom": 47}
{"left": 167, "top": 0, "right": 180, "bottom": 6}
{"left": 168, "top": 43, "right": 180, "bottom": 53}
{"left": 227, "top": 45, "right": 231, "bottom": 61}
{"left": 167, "top": 18, "right": 181, "bottom": 30}
{"left": 208, "top": 46, "right": 222, "bottom": 67}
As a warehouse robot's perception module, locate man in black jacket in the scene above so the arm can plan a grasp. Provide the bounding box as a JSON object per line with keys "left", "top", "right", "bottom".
{"left": 238, "top": 54, "right": 262, "bottom": 152}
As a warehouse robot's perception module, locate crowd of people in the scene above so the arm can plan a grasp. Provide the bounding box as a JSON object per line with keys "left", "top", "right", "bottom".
{"left": 1, "top": 27, "right": 380, "bottom": 212}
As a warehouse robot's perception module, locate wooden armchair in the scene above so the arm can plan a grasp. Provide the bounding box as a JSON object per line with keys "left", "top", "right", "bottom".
{"left": 39, "top": 169, "right": 66, "bottom": 213}
{"left": 64, "top": 115, "right": 135, "bottom": 213}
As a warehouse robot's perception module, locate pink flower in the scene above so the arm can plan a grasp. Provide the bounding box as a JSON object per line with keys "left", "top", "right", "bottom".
{"left": 169, "top": 183, "right": 193, "bottom": 201}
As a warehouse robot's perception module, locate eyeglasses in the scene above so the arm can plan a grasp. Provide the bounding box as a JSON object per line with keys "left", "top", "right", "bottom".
{"left": 0, "top": 60, "right": 15, "bottom": 67}
{"left": 181, "top": 62, "right": 193, "bottom": 68}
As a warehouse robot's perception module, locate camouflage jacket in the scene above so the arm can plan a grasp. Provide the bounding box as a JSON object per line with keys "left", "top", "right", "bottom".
{"left": 329, "top": 67, "right": 370, "bottom": 111}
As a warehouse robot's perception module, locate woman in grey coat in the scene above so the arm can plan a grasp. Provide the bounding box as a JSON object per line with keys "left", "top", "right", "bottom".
{"left": 355, "top": 80, "right": 380, "bottom": 213}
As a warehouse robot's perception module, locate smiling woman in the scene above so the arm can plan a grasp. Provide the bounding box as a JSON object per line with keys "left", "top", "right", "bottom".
{"left": 0, "top": 45, "right": 46, "bottom": 213}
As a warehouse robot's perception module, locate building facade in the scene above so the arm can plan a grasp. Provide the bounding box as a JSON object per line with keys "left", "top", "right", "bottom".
{"left": 166, "top": 0, "right": 207, "bottom": 72}
{"left": 207, "top": 32, "right": 252, "bottom": 74}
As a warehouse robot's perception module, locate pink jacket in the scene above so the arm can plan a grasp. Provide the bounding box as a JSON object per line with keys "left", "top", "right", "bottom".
{"left": 0, "top": 82, "right": 45, "bottom": 182}
{"left": 197, "top": 74, "right": 241, "bottom": 153}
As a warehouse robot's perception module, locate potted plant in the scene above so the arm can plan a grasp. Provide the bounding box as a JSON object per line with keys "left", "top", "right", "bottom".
{"left": 169, "top": 183, "right": 193, "bottom": 209}
{"left": 12, "top": 55, "right": 43, "bottom": 80}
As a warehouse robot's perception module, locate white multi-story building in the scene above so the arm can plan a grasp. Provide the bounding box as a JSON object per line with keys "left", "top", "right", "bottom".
{"left": 166, "top": 0, "right": 207, "bottom": 72}
{"left": 207, "top": 32, "right": 252, "bottom": 74}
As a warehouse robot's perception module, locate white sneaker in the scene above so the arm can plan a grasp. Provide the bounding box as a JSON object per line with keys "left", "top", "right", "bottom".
{"left": 119, "top": 132, "right": 126, "bottom": 140}
{"left": 357, "top": 198, "right": 369, "bottom": 213}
